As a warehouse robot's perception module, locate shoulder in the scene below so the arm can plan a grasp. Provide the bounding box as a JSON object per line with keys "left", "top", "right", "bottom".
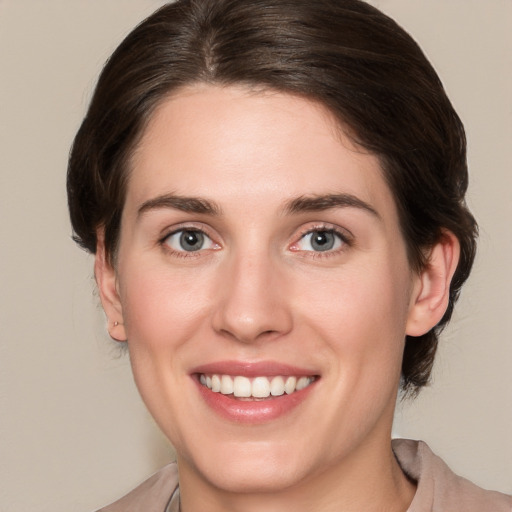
{"left": 95, "top": 463, "right": 178, "bottom": 512}
{"left": 393, "top": 439, "right": 512, "bottom": 512}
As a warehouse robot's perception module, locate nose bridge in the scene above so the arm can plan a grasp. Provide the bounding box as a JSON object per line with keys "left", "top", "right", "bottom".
{"left": 213, "top": 245, "right": 292, "bottom": 343}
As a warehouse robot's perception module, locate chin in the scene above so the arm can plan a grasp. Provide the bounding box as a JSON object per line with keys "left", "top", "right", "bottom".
{"left": 205, "top": 464, "right": 307, "bottom": 494}
{"left": 181, "top": 440, "right": 314, "bottom": 494}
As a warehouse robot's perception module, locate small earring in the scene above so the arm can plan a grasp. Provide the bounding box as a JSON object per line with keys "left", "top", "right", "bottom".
{"left": 114, "top": 321, "right": 119, "bottom": 327}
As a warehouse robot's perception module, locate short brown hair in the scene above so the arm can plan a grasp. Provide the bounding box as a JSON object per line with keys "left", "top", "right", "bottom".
{"left": 67, "top": 0, "right": 477, "bottom": 394}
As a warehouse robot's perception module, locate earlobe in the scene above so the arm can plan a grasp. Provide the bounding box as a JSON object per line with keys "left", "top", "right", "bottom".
{"left": 94, "top": 231, "right": 127, "bottom": 342}
{"left": 406, "top": 231, "right": 460, "bottom": 337}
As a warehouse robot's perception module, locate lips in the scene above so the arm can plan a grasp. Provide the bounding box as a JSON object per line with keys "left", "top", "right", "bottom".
{"left": 191, "top": 361, "right": 318, "bottom": 423}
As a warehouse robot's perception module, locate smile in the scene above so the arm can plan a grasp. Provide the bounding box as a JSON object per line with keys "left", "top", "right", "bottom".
{"left": 199, "top": 374, "right": 315, "bottom": 399}
{"left": 193, "top": 361, "right": 319, "bottom": 423}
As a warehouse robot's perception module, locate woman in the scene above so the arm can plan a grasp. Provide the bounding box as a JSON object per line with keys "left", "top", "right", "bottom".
{"left": 67, "top": 0, "right": 511, "bottom": 510}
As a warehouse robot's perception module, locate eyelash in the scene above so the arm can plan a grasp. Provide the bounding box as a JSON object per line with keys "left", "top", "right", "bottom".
{"left": 290, "top": 224, "right": 352, "bottom": 258}
{"left": 159, "top": 225, "right": 219, "bottom": 259}
{"left": 159, "top": 223, "right": 352, "bottom": 259}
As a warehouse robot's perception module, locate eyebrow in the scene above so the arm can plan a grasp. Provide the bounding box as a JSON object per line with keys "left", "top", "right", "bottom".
{"left": 136, "top": 192, "right": 379, "bottom": 220}
{"left": 283, "top": 193, "right": 380, "bottom": 219}
{"left": 137, "top": 193, "right": 222, "bottom": 218}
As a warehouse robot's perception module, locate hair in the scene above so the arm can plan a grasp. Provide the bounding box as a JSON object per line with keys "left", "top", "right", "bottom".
{"left": 67, "top": 0, "right": 477, "bottom": 395}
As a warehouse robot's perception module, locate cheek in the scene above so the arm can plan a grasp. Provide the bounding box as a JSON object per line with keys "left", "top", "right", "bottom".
{"left": 116, "top": 264, "right": 215, "bottom": 435}
{"left": 119, "top": 263, "right": 213, "bottom": 350}
{"left": 301, "top": 261, "right": 410, "bottom": 337}
{"left": 296, "top": 260, "right": 411, "bottom": 384}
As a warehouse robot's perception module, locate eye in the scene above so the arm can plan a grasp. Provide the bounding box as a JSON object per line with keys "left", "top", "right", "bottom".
{"left": 294, "top": 229, "right": 344, "bottom": 252}
{"left": 164, "top": 229, "right": 216, "bottom": 252}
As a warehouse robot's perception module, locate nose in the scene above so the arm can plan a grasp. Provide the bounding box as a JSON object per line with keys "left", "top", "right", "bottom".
{"left": 212, "top": 250, "right": 293, "bottom": 344}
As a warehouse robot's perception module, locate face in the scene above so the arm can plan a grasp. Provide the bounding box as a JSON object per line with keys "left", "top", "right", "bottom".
{"left": 104, "top": 85, "right": 423, "bottom": 494}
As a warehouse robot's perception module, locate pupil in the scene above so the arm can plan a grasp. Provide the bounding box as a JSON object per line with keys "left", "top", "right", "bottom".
{"left": 311, "top": 231, "right": 334, "bottom": 251}
{"left": 180, "top": 231, "right": 204, "bottom": 251}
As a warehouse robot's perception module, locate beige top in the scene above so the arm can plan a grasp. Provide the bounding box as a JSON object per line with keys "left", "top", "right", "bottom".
{"left": 97, "top": 439, "right": 511, "bottom": 511}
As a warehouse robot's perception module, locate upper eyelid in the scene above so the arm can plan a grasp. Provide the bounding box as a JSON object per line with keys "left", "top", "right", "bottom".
{"left": 160, "top": 223, "right": 215, "bottom": 241}
{"left": 295, "top": 223, "right": 353, "bottom": 241}
{"left": 299, "top": 229, "right": 348, "bottom": 245}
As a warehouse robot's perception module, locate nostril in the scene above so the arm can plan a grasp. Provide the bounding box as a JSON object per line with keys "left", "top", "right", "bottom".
{"left": 216, "top": 326, "right": 284, "bottom": 345}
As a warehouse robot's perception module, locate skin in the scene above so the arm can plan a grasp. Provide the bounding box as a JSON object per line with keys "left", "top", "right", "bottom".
{"left": 96, "top": 85, "right": 459, "bottom": 512}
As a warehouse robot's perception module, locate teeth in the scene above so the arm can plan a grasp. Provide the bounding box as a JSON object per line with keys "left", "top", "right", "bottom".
{"left": 252, "top": 377, "right": 270, "bottom": 398}
{"left": 270, "top": 376, "right": 285, "bottom": 396}
{"left": 233, "top": 376, "right": 252, "bottom": 397}
{"left": 200, "top": 374, "right": 314, "bottom": 398}
{"left": 284, "top": 376, "right": 297, "bottom": 395}
{"left": 296, "top": 376, "right": 310, "bottom": 391}
{"left": 211, "top": 374, "right": 221, "bottom": 392}
{"left": 220, "top": 375, "right": 234, "bottom": 395}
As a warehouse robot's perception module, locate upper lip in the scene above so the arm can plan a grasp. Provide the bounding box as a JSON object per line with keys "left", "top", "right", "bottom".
{"left": 191, "top": 360, "right": 318, "bottom": 377}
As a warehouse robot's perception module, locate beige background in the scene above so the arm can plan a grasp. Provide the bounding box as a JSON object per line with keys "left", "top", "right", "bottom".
{"left": 0, "top": 1, "right": 510, "bottom": 510}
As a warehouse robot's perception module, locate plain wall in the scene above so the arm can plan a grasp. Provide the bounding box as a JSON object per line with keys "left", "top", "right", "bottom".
{"left": 0, "top": 1, "right": 510, "bottom": 510}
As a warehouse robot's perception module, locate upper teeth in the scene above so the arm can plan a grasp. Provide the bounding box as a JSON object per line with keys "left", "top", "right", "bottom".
{"left": 199, "top": 374, "right": 314, "bottom": 398}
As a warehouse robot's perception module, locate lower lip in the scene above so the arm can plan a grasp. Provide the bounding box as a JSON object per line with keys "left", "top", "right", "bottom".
{"left": 194, "top": 377, "right": 316, "bottom": 424}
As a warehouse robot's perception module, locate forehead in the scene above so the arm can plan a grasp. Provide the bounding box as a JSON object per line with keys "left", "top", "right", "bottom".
{"left": 127, "top": 85, "right": 398, "bottom": 222}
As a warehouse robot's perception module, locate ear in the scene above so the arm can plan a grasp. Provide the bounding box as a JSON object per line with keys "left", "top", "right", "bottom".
{"left": 94, "top": 230, "right": 127, "bottom": 342}
{"left": 406, "top": 231, "right": 460, "bottom": 337}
